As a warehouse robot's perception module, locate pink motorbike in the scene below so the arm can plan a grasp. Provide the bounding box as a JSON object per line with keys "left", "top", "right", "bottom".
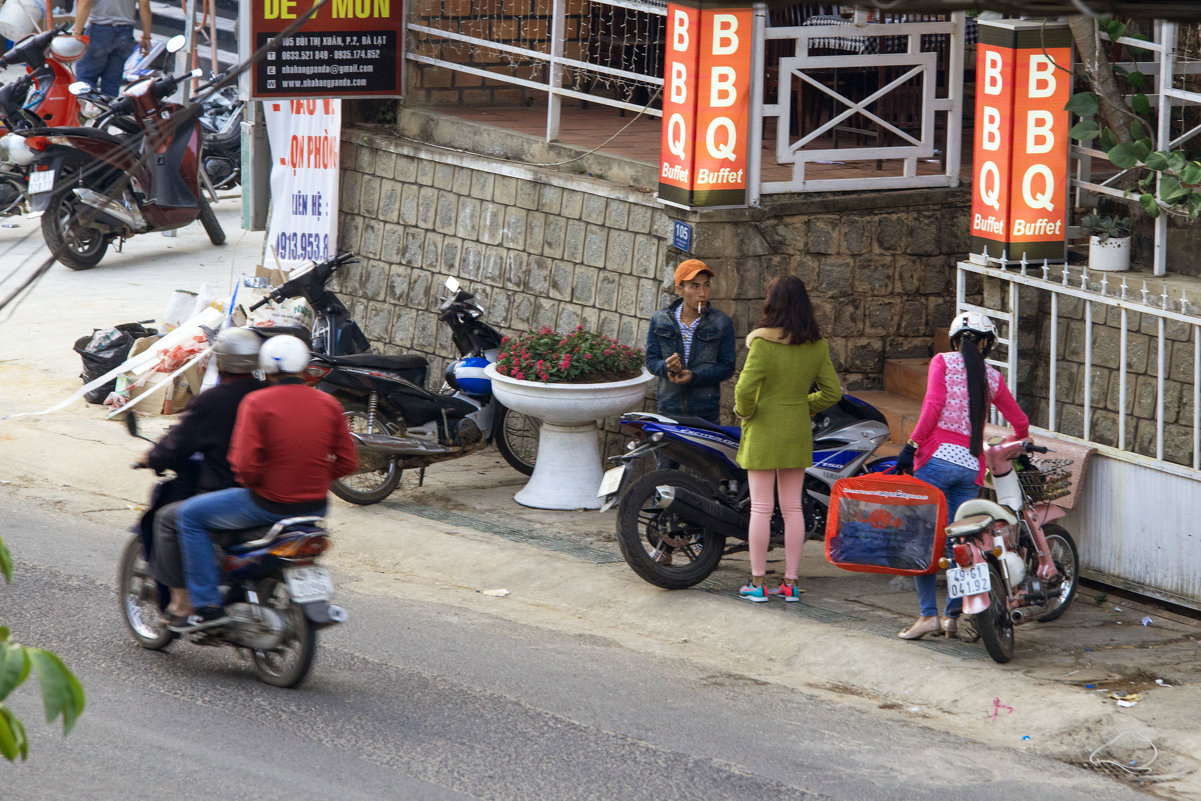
{"left": 941, "top": 437, "right": 1080, "bottom": 663}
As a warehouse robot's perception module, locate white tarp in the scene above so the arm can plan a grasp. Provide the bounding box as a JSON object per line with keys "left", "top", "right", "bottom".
{"left": 263, "top": 98, "right": 341, "bottom": 273}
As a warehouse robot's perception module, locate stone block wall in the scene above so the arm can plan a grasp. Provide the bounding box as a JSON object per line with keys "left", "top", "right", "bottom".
{"left": 336, "top": 125, "right": 972, "bottom": 454}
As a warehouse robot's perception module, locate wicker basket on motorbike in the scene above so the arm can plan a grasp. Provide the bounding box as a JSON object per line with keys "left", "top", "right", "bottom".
{"left": 1015, "top": 457, "right": 1073, "bottom": 503}
{"left": 825, "top": 473, "right": 947, "bottom": 575}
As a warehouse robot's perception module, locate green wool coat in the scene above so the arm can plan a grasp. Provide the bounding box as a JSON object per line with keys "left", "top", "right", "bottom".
{"left": 733, "top": 328, "right": 842, "bottom": 470}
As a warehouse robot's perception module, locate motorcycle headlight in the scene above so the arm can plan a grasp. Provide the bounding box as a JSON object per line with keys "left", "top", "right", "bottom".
{"left": 1, "top": 133, "right": 32, "bottom": 165}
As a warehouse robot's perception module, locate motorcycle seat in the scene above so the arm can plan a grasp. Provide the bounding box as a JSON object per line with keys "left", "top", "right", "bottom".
{"left": 39, "top": 125, "right": 130, "bottom": 148}
{"left": 327, "top": 352, "right": 428, "bottom": 372}
{"left": 672, "top": 415, "right": 741, "bottom": 439}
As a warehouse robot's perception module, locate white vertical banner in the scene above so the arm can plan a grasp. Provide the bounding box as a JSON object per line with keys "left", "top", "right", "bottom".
{"left": 263, "top": 99, "right": 342, "bottom": 272}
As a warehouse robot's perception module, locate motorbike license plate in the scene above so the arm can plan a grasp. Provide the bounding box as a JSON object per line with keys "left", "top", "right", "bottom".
{"left": 27, "top": 169, "right": 53, "bottom": 195}
{"left": 597, "top": 466, "right": 625, "bottom": 498}
{"left": 946, "top": 563, "right": 990, "bottom": 599}
{"left": 284, "top": 565, "right": 333, "bottom": 603}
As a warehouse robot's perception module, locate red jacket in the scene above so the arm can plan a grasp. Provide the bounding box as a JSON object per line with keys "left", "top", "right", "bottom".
{"left": 228, "top": 381, "right": 358, "bottom": 506}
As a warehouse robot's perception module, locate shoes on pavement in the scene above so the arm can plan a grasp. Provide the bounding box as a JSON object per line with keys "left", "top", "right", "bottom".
{"left": 739, "top": 581, "right": 769, "bottom": 603}
{"left": 898, "top": 615, "right": 940, "bottom": 640}
{"left": 169, "top": 605, "right": 230, "bottom": 633}
{"left": 771, "top": 582, "right": 804, "bottom": 602}
{"left": 940, "top": 616, "right": 959, "bottom": 638}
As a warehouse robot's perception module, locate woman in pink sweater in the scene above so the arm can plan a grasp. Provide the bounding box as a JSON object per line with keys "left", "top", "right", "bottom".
{"left": 894, "top": 312, "right": 1029, "bottom": 640}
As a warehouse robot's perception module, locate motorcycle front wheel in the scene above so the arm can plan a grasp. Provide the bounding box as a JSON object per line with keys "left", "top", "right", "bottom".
{"left": 616, "top": 469, "right": 726, "bottom": 589}
{"left": 332, "top": 402, "right": 403, "bottom": 505}
{"left": 1037, "top": 523, "right": 1080, "bottom": 622}
{"left": 494, "top": 404, "right": 537, "bottom": 476}
{"left": 117, "top": 534, "right": 175, "bottom": 650}
{"left": 42, "top": 184, "right": 109, "bottom": 270}
{"left": 974, "top": 560, "right": 1015, "bottom": 663}
{"left": 251, "top": 577, "right": 316, "bottom": 688}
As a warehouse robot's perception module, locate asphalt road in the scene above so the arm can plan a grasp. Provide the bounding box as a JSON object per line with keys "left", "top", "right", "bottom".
{"left": 0, "top": 498, "right": 1157, "bottom": 801}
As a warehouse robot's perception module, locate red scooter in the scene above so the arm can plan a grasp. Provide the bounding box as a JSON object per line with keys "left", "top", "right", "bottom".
{"left": 3, "top": 35, "right": 224, "bottom": 270}
{"left": 941, "top": 437, "right": 1081, "bottom": 663}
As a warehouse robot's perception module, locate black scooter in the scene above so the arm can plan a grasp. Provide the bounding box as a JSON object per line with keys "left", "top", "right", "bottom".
{"left": 247, "top": 253, "right": 538, "bottom": 505}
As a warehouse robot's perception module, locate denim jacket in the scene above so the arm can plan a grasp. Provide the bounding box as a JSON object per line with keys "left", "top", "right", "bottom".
{"left": 645, "top": 298, "right": 736, "bottom": 422}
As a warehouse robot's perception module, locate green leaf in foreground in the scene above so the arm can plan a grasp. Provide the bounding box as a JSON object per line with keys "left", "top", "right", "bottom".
{"left": 28, "top": 649, "right": 85, "bottom": 736}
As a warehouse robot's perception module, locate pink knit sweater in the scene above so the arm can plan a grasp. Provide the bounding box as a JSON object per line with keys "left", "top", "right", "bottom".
{"left": 909, "top": 352, "right": 1029, "bottom": 484}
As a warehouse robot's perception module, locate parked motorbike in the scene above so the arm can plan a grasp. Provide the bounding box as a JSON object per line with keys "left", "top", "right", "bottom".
{"left": 0, "top": 24, "right": 87, "bottom": 214}
{"left": 2, "top": 35, "right": 225, "bottom": 270}
{"left": 247, "top": 253, "right": 539, "bottom": 505}
{"left": 198, "top": 85, "right": 241, "bottom": 190}
{"left": 940, "top": 437, "right": 1080, "bottom": 663}
{"left": 117, "top": 415, "right": 345, "bottom": 688}
{"left": 603, "top": 395, "right": 896, "bottom": 589}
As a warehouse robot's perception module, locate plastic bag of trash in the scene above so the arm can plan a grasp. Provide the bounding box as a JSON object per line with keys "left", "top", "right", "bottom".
{"left": 72, "top": 322, "right": 157, "bottom": 404}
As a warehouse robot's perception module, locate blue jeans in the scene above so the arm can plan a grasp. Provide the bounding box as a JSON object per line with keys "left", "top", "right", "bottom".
{"left": 75, "top": 24, "right": 137, "bottom": 97}
{"left": 912, "top": 457, "right": 979, "bottom": 618}
{"left": 176, "top": 488, "right": 325, "bottom": 608}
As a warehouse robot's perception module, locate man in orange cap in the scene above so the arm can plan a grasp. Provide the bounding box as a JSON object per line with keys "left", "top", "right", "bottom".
{"left": 645, "top": 258, "right": 736, "bottom": 424}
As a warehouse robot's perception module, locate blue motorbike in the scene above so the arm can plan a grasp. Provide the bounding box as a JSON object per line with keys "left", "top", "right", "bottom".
{"left": 600, "top": 395, "right": 897, "bottom": 589}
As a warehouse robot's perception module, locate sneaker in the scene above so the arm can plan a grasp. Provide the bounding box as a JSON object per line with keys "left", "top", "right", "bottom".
{"left": 772, "top": 582, "right": 804, "bottom": 602}
{"left": 739, "top": 582, "right": 769, "bottom": 603}
{"left": 170, "top": 605, "right": 230, "bottom": 632}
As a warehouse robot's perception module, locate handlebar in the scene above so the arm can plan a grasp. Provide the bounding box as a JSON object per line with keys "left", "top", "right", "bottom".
{"left": 245, "top": 252, "right": 358, "bottom": 311}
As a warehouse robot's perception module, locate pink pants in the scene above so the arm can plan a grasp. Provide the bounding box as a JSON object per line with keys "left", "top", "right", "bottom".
{"left": 747, "top": 467, "right": 806, "bottom": 580}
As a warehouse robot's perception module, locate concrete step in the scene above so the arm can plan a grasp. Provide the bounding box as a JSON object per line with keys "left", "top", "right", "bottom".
{"left": 851, "top": 389, "right": 923, "bottom": 446}
{"left": 883, "top": 357, "right": 929, "bottom": 403}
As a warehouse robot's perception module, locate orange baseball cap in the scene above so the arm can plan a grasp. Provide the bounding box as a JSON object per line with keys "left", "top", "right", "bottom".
{"left": 674, "top": 259, "right": 713, "bottom": 286}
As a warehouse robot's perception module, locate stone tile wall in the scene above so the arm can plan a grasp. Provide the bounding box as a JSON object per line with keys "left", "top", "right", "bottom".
{"left": 336, "top": 127, "right": 973, "bottom": 452}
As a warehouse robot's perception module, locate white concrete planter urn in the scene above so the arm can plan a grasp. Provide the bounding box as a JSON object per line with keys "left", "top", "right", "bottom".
{"left": 484, "top": 363, "right": 654, "bottom": 510}
{"left": 1088, "top": 235, "right": 1132, "bottom": 272}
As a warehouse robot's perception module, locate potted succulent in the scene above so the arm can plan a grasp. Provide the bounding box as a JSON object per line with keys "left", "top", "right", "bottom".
{"left": 484, "top": 326, "right": 653, "bottom": 510}
{"left": 1081, "top": 212, "right": 1132, "bottom": 272}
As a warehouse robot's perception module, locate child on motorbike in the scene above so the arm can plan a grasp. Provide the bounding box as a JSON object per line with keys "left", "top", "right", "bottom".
{"left": 734, "top": 276, "right": 841, "bottom": 602}
{"left": 894, "top": 311, "right": 1029, "bottom": 639}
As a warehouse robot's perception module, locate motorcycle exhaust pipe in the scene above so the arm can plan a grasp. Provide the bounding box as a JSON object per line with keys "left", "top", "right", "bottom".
{"left": 352, "top": 432, "right": 451, "bottom": 456}
{"left": 659, "top": 485, "right": 746, "bottom": 540}
{"left": 1009, "top": 606, "right": 1046, "bottom": 625}
{"left": 327, "top": 604, "right": 347, "bottom": 623}
{"left": 74, "top": 187, "right": 147, "bottom": 231}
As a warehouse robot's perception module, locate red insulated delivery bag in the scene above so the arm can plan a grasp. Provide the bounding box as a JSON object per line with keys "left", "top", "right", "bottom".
{"left": 824, "top": 472, "right": 947, "bottom": 575}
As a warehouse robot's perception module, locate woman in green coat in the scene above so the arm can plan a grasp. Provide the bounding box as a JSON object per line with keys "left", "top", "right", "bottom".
{"left": 734, "top": 276, "right": 842, "bottom": 603}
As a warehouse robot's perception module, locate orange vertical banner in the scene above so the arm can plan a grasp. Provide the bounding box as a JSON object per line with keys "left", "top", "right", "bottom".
{"left": 659, "top": 1, "right": 751, "bottom": 209}
{"left": 970, "top": 21, "right": 1071, "bottom": 262}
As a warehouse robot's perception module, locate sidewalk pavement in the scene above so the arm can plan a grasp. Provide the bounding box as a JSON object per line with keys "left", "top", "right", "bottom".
{"left": 2, "top": 200, "right": 1201, "bottom": 798}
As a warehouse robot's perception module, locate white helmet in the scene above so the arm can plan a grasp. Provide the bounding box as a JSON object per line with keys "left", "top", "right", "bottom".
{"left": 949, "top": 311, "right": 996, "bottom": 340}
{"left": 211, "top": 327, "right": 261, "bottom": 374}
{"left": 258, "top": 335, "right": 310, "bottom": 375}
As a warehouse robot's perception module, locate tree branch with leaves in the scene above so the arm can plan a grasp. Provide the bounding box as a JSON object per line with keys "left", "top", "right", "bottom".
{"left": 0, "top": 535, "right": 85, "bottom": 761}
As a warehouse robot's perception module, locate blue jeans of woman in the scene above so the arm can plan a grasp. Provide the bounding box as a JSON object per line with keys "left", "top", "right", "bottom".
{"left": 913, "top": 457, "right": 979, "bottom": 618}
{"left": 74, "top": 24, "right": 137, "bottom": 97}
{"left": 176, "top": 487, "right": 326, "bottom": 609}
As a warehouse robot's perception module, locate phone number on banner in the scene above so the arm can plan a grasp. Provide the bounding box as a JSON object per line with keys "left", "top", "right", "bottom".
{"left": 275, "top": 232, "right": 330, "bottom": 263}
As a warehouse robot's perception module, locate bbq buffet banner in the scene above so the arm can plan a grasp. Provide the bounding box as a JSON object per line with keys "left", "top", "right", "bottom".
{"left": 970, "top": 20, "right": 1072, "bottom": 263}
{"left": 659, "top": 0, "right": 752, "bottom": 209}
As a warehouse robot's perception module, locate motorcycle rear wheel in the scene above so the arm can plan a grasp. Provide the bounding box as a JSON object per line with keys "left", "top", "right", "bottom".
{"left": 42, "top": 184, "right": 109, "bottom": 270}
{"left": 616, "top": 469, "right": 726, "bottom": 589}
{"left": 494, "top": 404, "right": 537, "bottom": 476}
{"left": 1036, "top": 524, "right": 1080, "bottom": 623}
{"left": 974, "top": 560, "right": 1015, "bottom": 663}
{"left": 117, "top": 534, "right": 175, "bottom": 650}
{"left": 198, "top": 196, "right": 225, "bottom": 245}
{"left": 250, "top": 577, "right": 316, "bottom": 688}
{"left": 332, "top": 402, "right": 403, "bottom": 505}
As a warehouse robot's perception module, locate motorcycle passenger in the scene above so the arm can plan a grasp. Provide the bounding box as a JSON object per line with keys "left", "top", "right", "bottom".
{"left": 734, "top": 276, "right": 842, "bottom": 603}
{"left": 140, "top": 327, "right": 265, "bottom": 624}
{"left": 645, "top": 259, "right": 736, "bottom": 425}
{"left": 172, "top": 335, "right": 358, "bottom": 632}
{"left": 895, "top": 312, "right": 1030, "bottom": 640}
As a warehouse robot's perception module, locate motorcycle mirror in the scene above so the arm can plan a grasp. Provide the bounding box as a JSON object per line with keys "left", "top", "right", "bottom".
{"left": 68, "top": 80, "right": 90, "bottom": 96}
{"left": 166, "top": 34, "right": 186, "bottom": 53}
{"left": 444, "top": 276, "right": 461, "bottom": 293}
{"left": 242, "top": 275, "right": 270, "bottom": 289}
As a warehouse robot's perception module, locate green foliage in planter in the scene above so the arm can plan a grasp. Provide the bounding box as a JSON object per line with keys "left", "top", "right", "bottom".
{"left": 1081, "top": 213, "right": 1132, "bottom": 241}
{"left": 1067, "top": 17, "right": 1201, "bottom": 220}
{"left": 495, "top": 326, "right": 643, "bottom": 384}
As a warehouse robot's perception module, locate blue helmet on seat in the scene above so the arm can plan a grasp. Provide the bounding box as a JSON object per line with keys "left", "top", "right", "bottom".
{"left": 446, "top": 356, "right": 492, "bottom": 397}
